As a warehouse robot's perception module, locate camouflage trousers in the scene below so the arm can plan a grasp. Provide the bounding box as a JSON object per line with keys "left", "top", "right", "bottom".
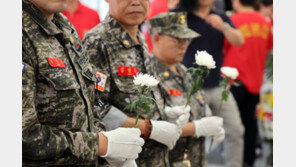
{"left": 169, "top": 137, "right": 206, "bottom": 167}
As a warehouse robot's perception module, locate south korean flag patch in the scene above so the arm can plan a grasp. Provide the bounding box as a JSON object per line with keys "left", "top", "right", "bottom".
{"left": 95, "top": 72, "right": 107, "bottom": 92}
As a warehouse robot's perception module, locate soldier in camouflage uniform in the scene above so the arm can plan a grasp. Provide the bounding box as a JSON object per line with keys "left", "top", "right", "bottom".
{"left": 22, "top": 0, "right": 144, "bottom": 166}
{"left": 83, "top": 1, "right": 191, "bottom": 167}
{"left": 145, "top": 12, "right": 226, "bottom": 167}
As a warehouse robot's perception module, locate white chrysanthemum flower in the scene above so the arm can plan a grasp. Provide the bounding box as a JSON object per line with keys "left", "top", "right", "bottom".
{"left": 133, "top": 72, "right": 159, "bottom": 87}
{"left": 195, "top": 51, "right": 216, "bottom": 69}
{"left": 221, "top": 67, "right": 239, "bottom": 79}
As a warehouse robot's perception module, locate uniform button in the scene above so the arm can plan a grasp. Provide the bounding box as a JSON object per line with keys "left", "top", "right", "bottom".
{"left": 123, "top": 40, "right": 130, "bottom": 47}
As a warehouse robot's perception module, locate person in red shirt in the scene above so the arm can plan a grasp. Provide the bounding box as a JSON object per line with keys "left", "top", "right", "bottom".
{"left": 144, "top": 0, "right": 180, "bottom": 52}
{"left": 62, "top": 0, "right": 101, "bottom": 40}
{"left": 223, "top": 0, "right": 273, "bottom": 166}
{"left": 258, "top": 0, "right": 273, "bottom": 24}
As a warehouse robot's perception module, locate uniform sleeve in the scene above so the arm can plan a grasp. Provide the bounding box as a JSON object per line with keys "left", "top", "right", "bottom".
{"left": 83, "top": 32, "right": 113, "bottom": 118}
{"left": 22, "top": 41, "right": 99, "bottom": 162}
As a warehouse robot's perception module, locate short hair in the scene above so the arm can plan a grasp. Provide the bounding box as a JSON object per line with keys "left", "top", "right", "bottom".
{"left": 239, "top": 0, "right": 257, "bottom": 6}
{"left": 260, "top": 0, "right": 273, "bottom": 6}
{"left": 172, "top": 0, "right": 199, "bottom": 13}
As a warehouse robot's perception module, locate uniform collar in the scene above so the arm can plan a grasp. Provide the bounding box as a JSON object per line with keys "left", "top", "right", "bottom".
{"left": 104, "top": 14, "right": 144, "bottom": 49}
{"left": 22, "top": 0, "right": 74, "bottom": 36}
{"left": 150, "top": 55, "right": 186, "bottom": 81}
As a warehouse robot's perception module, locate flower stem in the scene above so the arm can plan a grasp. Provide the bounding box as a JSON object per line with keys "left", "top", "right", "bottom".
{"left": 134, "top": 103, "right": 141, "bottom": 128}
{"left": 217, "top": 99, "right": 223, "bottom": 117}
{"left": 185, "top": 94, "right": 192, "bottom": 107}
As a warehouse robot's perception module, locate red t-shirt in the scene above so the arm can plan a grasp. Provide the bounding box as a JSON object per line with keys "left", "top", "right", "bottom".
{"left": 62, "top": 2, "right": 100, "bottom": 40}
{"left": 223, "top": 12, "right": 273, "bottom": 94}
{"left": 144, "top": 0, "right": 169, "bottom": 52}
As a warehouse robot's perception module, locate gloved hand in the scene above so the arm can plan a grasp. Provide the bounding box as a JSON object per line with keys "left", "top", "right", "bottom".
{"left": 100, "top": 128, "right": 145, "bottom": 160}
{"left": 105, "top": 158, "right": 137, "bottom": 167}
{"left": 164, "top": 105, "right": 191, "bottom": 128}
{"left": 149, "top": 120, "right": 181, "bottom": 150}
{"left": 193, "top": 116, "right": 224, "bottom": 138}
{"left": 123, "top": 159, "right": 137, "bottom": 167}
{"left": 213, "top": 128, "right": 225, "bottom": 144}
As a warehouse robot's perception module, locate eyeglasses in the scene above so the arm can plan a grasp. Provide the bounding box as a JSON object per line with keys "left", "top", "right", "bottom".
{"left": 165, "top": 35, "right": 191, "bottom": 47}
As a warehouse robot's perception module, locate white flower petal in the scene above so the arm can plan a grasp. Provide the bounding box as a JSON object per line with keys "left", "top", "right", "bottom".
{"left": 221, "top": 67, "right": 239, "bottom": 79}
{"left": 133, "top": 72, "right": 159, "bottom": 87}
{"left": 195, "top": 51, "right": 216, "bottom": 69}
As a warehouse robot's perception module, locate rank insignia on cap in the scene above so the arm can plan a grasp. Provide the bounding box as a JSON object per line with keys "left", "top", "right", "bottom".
{"left": 163, "top": 71, "right": 170, "bottom": 78}
{"left": 95, "top": 72, "right": 107, "bottom": 92}
{"left": 123, "top": 40, "right": 130, "bottom": 47}
{"left": 70, "top": 36, "right": 75, "bottom": 44}
{"left": 180, "top": 15, "right": 186, "bottom": 24}
{"left": 47, "top": 58, "right": 66, "bottom": 69}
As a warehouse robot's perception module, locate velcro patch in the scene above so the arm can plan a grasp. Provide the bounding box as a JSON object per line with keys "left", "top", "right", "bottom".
{"left": 117, "top": 66, "right": 139, "bottom": 77}
{"left": 168, "top": 89, "right": 182, "bottom": 96}
{"left": 95, "top": 72, "right": 107, "bottom": 92}
{"left": 47, "top": 58, "right": 66, "bottom": 69}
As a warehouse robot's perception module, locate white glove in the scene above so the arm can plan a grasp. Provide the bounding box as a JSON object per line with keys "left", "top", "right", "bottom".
{"left": 101, "top": 128, "right": 145, "bottom": 160}
{"left": 105, "top": 158, "right": 137, "bottom": 167}
{"left": 164, "top": 105, "right": 191, "bottom": 128}
{"left": 123, "top": 159, "right": 137, "bottom": 167}
{"left": 213, "top": 128, "right": 225, "bottom": 144}
{"left": 193, "top": 116, "right": 224, "bottom": 138}
{"left": 149, "top": 120, "right": 181, "bottom": 150}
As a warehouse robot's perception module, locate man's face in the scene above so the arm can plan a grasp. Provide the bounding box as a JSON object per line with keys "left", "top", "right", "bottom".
{"left": 106, "top": 0, "right": 149, "bottom": 26}
{"left": 30, "top": 0, "right": 71, "bottom": 15}
{"left": 154, "top": 34, "right": 190, "bottom": 65}
{"left": 198, "top": 0, "right": 215, "bottom": 7}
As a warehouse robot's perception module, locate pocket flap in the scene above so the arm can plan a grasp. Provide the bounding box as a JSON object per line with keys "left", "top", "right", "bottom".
{"left": 39, "top": 69, "right": 80, "bottom": 90}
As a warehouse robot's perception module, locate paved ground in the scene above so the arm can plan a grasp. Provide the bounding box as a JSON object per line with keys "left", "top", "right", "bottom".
{"left": 206, "top": 138, "right": 272, "bottom": 167}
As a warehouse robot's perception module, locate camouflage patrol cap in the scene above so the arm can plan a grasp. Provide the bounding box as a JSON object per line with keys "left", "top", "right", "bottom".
{"left": 145, "top": 12, "right": 200, "bottom": 39}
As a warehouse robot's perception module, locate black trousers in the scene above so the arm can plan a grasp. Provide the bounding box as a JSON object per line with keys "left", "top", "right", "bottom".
{"left": 230, "top": 82, "right": 259, "bottom": 167}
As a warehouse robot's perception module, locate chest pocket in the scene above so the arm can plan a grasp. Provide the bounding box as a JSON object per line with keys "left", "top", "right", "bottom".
{"left": 110, "top": 56, "right": 141, "bottom": 94}
{"left": 113, "top": 74, "right": 136, "bottom": 94}
{"left": 39, "top": 68, "right": 80, "bottom": 90}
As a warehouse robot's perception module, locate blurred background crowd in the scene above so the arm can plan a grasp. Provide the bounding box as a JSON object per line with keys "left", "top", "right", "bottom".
{"left": 60, "top": 0, "right": 273, "bottom": 167}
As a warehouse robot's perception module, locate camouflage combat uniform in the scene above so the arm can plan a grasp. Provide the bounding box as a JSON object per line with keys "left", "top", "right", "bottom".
{"left": 83, "top": 15, "right": 170, "bottom": 167}
{"left": 149, "top": 56, "right": 207, "bottom": 167}
{"left": 145, "top": 12, "right": 206, "bottom": 167}
{"left": 22, "top": 0, "right": 105, "bottom": 166}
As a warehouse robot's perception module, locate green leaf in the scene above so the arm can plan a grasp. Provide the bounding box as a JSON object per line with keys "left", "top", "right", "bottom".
{"left": 204, "top": 69, "right": 210, "bottom": 77}
{"left": 222, "top": 90, "right": 229, "bottom": 101}
{"left": 142, "top": 103, "right": 151, "bottom": 112}
{"left": 131, "top": 87, "right": 140, "bottom": 92}
{"left": 187, "top": 67, "right": 195, "bottom": 73}
{"left": 146, "top": 96, "right": 156, "bottom": 104}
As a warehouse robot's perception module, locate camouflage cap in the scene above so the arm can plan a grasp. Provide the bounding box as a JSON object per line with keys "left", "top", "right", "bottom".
{"left": 145, "top": 12, "right": 200, "bottom": 39}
